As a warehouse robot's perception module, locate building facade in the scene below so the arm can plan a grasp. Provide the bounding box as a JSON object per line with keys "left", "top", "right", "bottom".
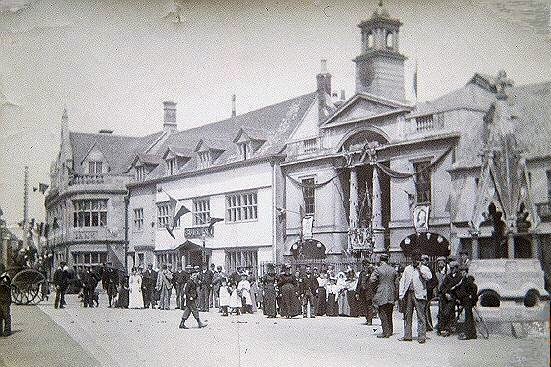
{"left": 46, "top": 4, "right": 551, "bottom": 277}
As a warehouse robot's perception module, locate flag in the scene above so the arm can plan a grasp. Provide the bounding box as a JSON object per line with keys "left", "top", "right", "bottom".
{"left": 207, "top": 217, "right": 224, "bottom": 230}
{"left": 413, "top": 59, "right": 418, "bottom": 100}
{"left": 173, "top": 205, "right": 190, "bottom": 229}
{"left": 165, "top": 224, "right": 175, "bottom": 239}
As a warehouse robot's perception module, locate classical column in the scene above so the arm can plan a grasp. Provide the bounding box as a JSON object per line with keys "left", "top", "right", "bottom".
{"left": 507, "top": 232, "right": 515, "bottom": 259}
{"left": 349, "top": 167, "right": 359, "bottom": 250}
{"left": 471, "top": 236, "right": 479, "bottom": 260}
{"left": 372, "top": 166, "right": 384, "bottom": 251}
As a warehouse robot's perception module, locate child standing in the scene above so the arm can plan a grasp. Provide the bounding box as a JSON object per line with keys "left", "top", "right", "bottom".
{"left": 229, "top": 282, "right": 241, "bottom": 315}
{"left": 218, "top": 278, "right": 231, "bottom": 316}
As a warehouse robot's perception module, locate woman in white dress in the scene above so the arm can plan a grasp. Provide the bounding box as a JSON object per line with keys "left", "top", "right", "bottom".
{"left": 237, "top": 273, "right": 253, "bottom": 314}
{"left": 128, "top": 267, "right": 143, "bottom": 309}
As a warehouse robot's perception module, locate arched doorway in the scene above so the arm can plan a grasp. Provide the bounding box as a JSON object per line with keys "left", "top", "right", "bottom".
{"left": 290, "top": 239, "right": 327, "bottom": 260}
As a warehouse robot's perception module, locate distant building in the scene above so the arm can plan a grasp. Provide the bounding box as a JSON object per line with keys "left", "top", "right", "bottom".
{"left": 46, "top": 3, "right": 551, "bottom": 275}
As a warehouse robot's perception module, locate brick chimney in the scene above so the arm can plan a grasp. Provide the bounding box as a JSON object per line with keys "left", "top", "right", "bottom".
{"left": 163, "top": 101, "right": 177, "bottom": 133}
{"left": 317, "top": 59, "right": 332, "bottom": 124}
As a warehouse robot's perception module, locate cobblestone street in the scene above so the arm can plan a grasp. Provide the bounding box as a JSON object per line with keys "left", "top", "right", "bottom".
{"left": 1, "top": 295, "right": 548, "bottom": 367}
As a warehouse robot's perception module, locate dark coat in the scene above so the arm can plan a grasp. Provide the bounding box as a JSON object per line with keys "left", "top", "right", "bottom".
{"left": 53, "top": 267, "right": 69, "bottom": 289}
{"left": 183, "top": 278, "right": 199, "bottom": 301}
{"left": 173, "top": 271, "right": 187, "bottom": 286}
{"left": 141, "top": 269, "right": 157, "bottom": 289}
{"left": 298, "top": 274, "right": 319, "bottom": 295}
{"left": 198, "top": 269, "right": 214, "bottom": 287}
{"left": 0, "top": 273, "right": 11, "bottom": 305}
{"left": 355, "top": 269, "right": 375, "bottom": 298}
{"left": 82, "top": 270, "right": 99, "bottom": 289}
{"left": 370, "top": 262, "right": 397, "bottom": 306}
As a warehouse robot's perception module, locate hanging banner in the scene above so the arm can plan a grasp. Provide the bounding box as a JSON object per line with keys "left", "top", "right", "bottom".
{"left": 302, "top": 216, "right": 314, "bottom": 239}
{"left": 413, "top": 205, "right": 430, "bottom": 232}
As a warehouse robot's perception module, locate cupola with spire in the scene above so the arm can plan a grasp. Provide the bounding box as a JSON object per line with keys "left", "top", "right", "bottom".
{"left": 353, "top": 0, "right": 406, "bottom": 101}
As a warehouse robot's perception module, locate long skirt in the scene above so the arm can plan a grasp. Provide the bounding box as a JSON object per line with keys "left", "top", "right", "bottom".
{"left": 117, "top": 288, "right": 129, "bottom": 308}
{"left": 347, "top": 290, "right": 361, "bottom": 317}
{"left": 316, "top": 287, "right": 327, "bottom": 316}
{"left": 338, "top": 291, "right": 350, "bottom": 316}
{"left": 263, "top": 285, "right": 277, "bottom": 317}
{"left": 326, "top": 294, "right": 337, "bottom": 316}
{"left": 280, "top": 284, "right": 300, "bottom": 317}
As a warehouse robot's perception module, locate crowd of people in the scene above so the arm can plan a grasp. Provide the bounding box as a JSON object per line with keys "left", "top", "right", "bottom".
{"left": 45, "top": 249, "right": 478, "bottom": 339}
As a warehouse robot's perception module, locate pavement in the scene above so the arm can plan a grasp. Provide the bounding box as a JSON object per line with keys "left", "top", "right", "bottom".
{"left": 0, "top": 294, "right": 548, "bottom": 367}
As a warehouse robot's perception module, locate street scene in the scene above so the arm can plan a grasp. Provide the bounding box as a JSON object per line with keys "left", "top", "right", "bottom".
{"left": 1, "top": 0, "right": 550, "bottom": 366}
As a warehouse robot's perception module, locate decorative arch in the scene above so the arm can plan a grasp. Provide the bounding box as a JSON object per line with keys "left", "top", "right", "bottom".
{"left": 336, "top": 127, "right": 390, "bottom": 153}
{"left": 399, "top": 232, "right": 451, "bottom": 257}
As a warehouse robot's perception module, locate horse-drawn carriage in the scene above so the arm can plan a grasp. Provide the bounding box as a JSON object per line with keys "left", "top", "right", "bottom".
{"left": 6, "top": 266, "right": 47, "bottom": 305}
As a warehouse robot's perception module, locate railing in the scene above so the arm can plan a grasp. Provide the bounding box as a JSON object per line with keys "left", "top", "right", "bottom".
{"left": 68, "top": 174, "right": 105, "bottom": 185}
{"left": 413, "top": 113, "right": 445, "bottom": 133}
{"left": 303, "top": 138, "right": 319, "bottom": 153}
{"left": 536, "top": 202, "right": 551, "bottom": 222}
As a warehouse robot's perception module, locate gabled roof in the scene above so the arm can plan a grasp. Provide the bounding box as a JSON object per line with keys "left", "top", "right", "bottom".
{"left": 232, "top": 126, "right": 269, "bottom": 143}
{"left": 133, "top": 153, "right": 162, "bottom": 167}
{"left": 162, "top": 146, "right": 193, "bottom": 159}
{"left": 322, "top": 92, "right": 413, "bottom": 127}
{"left": 194, "top": 138, "right": 227, "bottom": 152}
{"left": 144, "top": 92, "right": 316, "bottom": 179}
{"left": 70, "top": 131, "right": 164, "bottom": 174}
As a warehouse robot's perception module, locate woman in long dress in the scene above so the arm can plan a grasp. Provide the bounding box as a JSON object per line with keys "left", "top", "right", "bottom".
{"left": 325, "top": 277, "right": 338, "bottom": 316}
{"left": 337, "top": 272, "right": 350, "bottom": 316}
{"left": 345, "top": 269, "right": 360, "bottom": 317}
{"left": 249, "top": 276, "right": 258, "bottom": 313}
{"left": 238, "top": 274, "right": 253, "bottom": 314}
{"left": 262, "top": 270, "right": 277, "bottom": 318}
{"left": 316, "top": 271, "right": 328, "bottom": 316}
{"left": 277, "top": 265, "right": 300, "bottom": 318}
{"left": 128, "top": 267, "right": 143, "bottom": 309}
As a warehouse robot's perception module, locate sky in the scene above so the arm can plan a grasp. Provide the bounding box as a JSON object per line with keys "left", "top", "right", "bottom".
{"left": 0, "top": 0, "right": 550, "bottom": 227}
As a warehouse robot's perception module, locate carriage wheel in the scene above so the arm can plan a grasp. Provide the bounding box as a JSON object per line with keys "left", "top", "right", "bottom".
{"left": 11, "top": 285, "right": 24, "bottom": 305}
{"left": 11, "top": 269, "right": 46, "bottom": 305}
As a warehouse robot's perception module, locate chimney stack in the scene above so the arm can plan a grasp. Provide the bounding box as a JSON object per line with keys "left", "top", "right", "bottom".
{"left": 231, "top": 94, "right": 236, "bottom": 117}
{"left": 317, "top": 59, "right": 332, "bottom": 123}
{"left": 163, "top": 101, "right": 177, "bottom": 133}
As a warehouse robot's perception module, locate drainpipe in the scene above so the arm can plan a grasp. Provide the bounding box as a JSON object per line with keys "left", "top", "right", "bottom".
{"left": 124, "top": 192, "right": 130, "bottom": 273}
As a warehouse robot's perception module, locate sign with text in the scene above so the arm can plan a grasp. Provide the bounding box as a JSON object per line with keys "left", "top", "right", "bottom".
{"left": 184, "top": 226, "right": 214, "bottom": 239}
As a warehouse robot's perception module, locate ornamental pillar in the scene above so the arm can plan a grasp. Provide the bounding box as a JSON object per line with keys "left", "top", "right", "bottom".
{"left": 348, "top": 167, "right": 359, "bottom": 250}
{"left": 372, "top": 166, "right": 384, "bottom": 251}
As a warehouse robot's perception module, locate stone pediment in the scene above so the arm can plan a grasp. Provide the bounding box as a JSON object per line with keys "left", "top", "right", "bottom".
{"left": 322, "top": 93, "right": 412, "bottom": 128}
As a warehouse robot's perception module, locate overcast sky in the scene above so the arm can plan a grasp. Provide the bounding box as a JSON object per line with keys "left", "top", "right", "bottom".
{"left": 0, "top": 0, "right": 550, "bottom": 226}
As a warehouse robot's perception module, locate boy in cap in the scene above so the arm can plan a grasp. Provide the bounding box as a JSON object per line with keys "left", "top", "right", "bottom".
{"left": 179, "top": 266, "right": 206, "bottom": 329}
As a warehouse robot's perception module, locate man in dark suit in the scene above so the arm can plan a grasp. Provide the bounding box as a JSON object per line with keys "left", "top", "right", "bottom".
{"left": 356, "top": 259, "right": 375, "bottom": 325}
{"left": 106, "top": 265, "right": 119, "bottom": 307}
{"left": 198, "top": 263, "right": 213, "bottom": 312}
{"left": 173, "top": 264, "right": 187, "bottom": 309}
{"left": 0, "top": 264, "right": 12, "bottom": 337}
{"left": 370, "top": 253, "right": 397, "bottom": 338}
{"left": 179, "top": 266, "right": 206, "bottom": 329}
{"left": 298, "top": 265, "right": 319, "bottom": 318}
{"left": 141, "top": 264, "right": 157, "bottom": 308}
{"left": 82, "top": 266, "right": 100, "bottom": 308}
{"left": 53, "top": 261, "right": 69, "bottom": 309}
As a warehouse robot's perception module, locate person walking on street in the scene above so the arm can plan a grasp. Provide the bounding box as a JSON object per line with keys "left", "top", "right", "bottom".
{"left": 53, "top": 261, "right": 69, "bottom": 309}
{"left": 371, "top": 253, "right": 397, "bottom": 338}
{"left": 0, "top": 264, "right": 12, "bottom": 337}
{"left": 356, "top": 259, "right": 375, "bottom": 325}
{"left": 179, "top": 266, "right": 207, "bottom": 329}
{"left": 156, "top": 264, "right": 173, "bottom": 310}
{"left": 398, "top": 251, "right": 433, "bottom": 344}
{"left": 82, "top": 266, "right": 100, "bottom": 308}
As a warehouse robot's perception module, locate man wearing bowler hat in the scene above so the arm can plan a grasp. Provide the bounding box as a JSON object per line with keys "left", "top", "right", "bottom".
{"left": 179, "top": 266, "right": 206, "bottom": 329}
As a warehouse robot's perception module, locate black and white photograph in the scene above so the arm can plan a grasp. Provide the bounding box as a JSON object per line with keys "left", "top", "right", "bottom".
{"left": 0, "top": 0, "right": 550, "bottom": 366}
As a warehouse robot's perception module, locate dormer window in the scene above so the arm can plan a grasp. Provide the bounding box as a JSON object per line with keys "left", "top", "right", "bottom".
{"left": 167, "top": 158, "right": 176, "bottom": 175}
{"left": 198, "top": 151, "right": 212, "bottom": 169}
{"left": 136, "top": 166, "right": 146, "bottom": 182}
{"left": 89, "top": 161, "right": 102, "bottom": 175}
{"left": 238, "top": 142, "right": 249, "bottom": 160}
